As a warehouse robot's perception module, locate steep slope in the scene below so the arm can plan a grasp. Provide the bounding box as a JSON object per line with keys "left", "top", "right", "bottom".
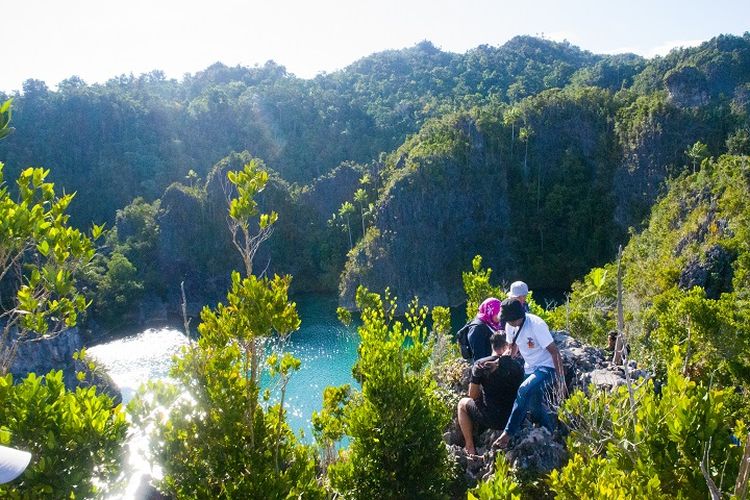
{"left": 340, "top": 86, "right": 622, "bottom": 307}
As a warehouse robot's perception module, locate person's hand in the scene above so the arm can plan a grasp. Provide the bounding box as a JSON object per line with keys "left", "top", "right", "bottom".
{"left": 478, "top": 358, "right": 499, "bottom": 370}
{"left": 556, "top": 378, "right": 568, "bottom": 399}
{"left": 493, "top": 432, "right": 510, "bottom": 450}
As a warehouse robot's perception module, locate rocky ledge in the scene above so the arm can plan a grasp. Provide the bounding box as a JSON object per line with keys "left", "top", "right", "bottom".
{"left": 442, "top": 331, "right": 648, "bottom": 485}
{"left": 9, "top": 327, "right": 122, "bottom": 405}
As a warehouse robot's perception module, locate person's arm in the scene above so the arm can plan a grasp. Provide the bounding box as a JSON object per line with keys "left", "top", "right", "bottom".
{"left": 469, "top": 324, "right": 491, "bottom": 360}
{"left": 469, "top": 363, "right": 485, "bottom": 400}
{"left": 505, "top": 327, "right": 521, "bottom": 358}
{"left": 546, "top": 343, "right": 567, "bottom": 397}
{"left": 468, "top": 382, "right": 481, "bottom": 400}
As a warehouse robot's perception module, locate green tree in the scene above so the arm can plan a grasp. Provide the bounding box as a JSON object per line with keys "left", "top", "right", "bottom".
{"left": 226, "top": 159, "right": 278, "bottom": 276}
{"left": 519, "top": 124, "right": 533, "bottom": 180}
{"left": 312, "top": 384, "right": 351, "bottom": 469}
{"left": 685, "top": 140, "right": 709, "bottom": 173}
{"left": 0, "top": 98, "right": 126, "bottom": 498}
{"left": 327, "top": 287, "right": 453, "bottom": 498}
{"left": 353, "top": 188, "right": 369, "bottom": 238}
{"left": 462, "top": 255, "right": 504, "bottom": 321}
{"left": 0, "top": 100, "right": 102, "bottom": 372}
{"left": 337, "top": 201, "right": 356, "bottom": 250}
{"left": 0, "top": 99, "right": 13, "bottom": 140}
{"left": 148, "top": 160, "right": 323, "bottom": 498}
{"left": 503, "top": 106, "right": 522, "bottom": 158}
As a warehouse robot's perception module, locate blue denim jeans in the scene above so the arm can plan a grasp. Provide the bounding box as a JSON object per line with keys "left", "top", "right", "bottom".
{"left": 504, "top": 366, "right": 556, "bottom": 435}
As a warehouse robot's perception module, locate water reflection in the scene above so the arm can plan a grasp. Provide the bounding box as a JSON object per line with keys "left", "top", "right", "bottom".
{"left": 87, "top": 294, "right": 359, "bottom": 498}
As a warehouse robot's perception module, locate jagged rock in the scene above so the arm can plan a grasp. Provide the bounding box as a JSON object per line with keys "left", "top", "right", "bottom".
{"left": 446, "top": 330, "right": 648, "bottom": 486}
{"left": 504, "top": 427, "right": 567, "bottom": 475}
{"left": 584, "top": 368, "right": 626, "bottom": 389}
{"left": 678, "top": 243, "right": 735, "bottom": 299}
{"left": 664, "top": 66, "right": 710, "bottom": 108}
{"left": 10, "top": 327, "right": 82, "bottom": 379}
{"left": 9, "top": 326, "right": 122, "bottom": 405}
{"left": 338, "top": 114, "right": 516, "bottom": 310}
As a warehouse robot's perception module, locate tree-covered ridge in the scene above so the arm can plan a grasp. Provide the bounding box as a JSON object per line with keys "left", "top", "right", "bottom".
{"left": 2, "top": 33, "right": 749, "bottom": 320}
{"left": 335, "top": 28, "right": 750, "bottom": 305}
{"left": 0, "top": 34, "right": 677, "bottom": 227}
{"left": 338, "top": 85, "right": 636, "bottom": 305}
{"left": 554, "top": 154, "right": 750, "bottom": 389}
{"left": 632, "top": 32, "right": 750, "bottom": 100}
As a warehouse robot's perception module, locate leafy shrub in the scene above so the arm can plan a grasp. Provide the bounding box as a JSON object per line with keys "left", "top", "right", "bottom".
{"left": 547, "top": 264, "right": 617, "bottom": 345}
{"left": 142, "top": 161, "right": 324, "bottom": 498}
{"left": 462, "top": 256, "right": 505, "bottom": 321}
{"left": 0, "top": 370, "right": 127, "bottom": 498}
{"left": 468, "top": 456, "right": 521, "bottom": 500}
{"left": 327, "top": 287, "right": 453, "bottom": 498}
{"left": 551, "top": 355, "right": 744, "bottom": 498}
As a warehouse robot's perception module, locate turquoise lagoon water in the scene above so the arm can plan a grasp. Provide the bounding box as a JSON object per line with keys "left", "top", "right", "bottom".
{"left": 87, "top": 294, "right": 359, "bottom": 498}
{"left": 87, "top": 293, "right": 360, "bottom": 437}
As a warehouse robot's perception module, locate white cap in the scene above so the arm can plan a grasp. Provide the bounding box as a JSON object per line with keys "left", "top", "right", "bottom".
{"left": 0, "top": 445, "right": 31, "bottom": 484}
{"left": 508, "top": 281, "right": 529, "bottom": 298}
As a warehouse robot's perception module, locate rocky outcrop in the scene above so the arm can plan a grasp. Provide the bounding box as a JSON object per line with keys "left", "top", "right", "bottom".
{"left": 130, "top": 151, "right": 358, "bottom": 323}
{"left": 678, "top": 243, "right": 736, "bottom": 299}
{"left": 339, "top": 91, "right": 624, "bottom": 308}
{"left": 339, "top": 115, "right": 516, "bottom": 309}
{"left": 9, "top": 327, "right": 122, "bottom": 404}
{"left": 664, "top": 66, "right": 710, "bottom": 108}
{"left": 11, "top": 328, "right": 83, "bottom": 380}
{"left": 443, "top": 331, "right": 647, "bottom": 486}
{"left": 299, "top": 162, "right": 363, "bottom": 221}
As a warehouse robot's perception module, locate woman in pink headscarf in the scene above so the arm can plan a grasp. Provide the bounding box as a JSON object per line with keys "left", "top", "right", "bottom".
{"left": 467, "top": 297, "right": 502, "bottom": 363}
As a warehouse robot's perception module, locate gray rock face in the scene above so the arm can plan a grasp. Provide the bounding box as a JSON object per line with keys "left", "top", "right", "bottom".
{"left": 678, "top": 243, "right": 735, "bottom": 299}
{"left": 9, "top": 327, "right": 122, "bottom": 405}
{"left": 506, "top": 427, "right": 567, "bottom": 475}
{"left": 339, "top": 115, "right": 516, "bottom": 309}
{"left": 444, "top": 330, "right": 648, "bottom": 486}
{"left": 664, "top": 66, "right": 710, "bottom": 108}
{"left": 10, "top": 328, "right": 83, "bottom": 379}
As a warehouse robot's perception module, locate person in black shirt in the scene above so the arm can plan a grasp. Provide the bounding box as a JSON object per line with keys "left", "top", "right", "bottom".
{"left": 457, "top": 332, "right": 524, "bottom": 455}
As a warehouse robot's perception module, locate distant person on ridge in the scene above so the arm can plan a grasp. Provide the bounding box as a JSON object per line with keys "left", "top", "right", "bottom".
{"left": 464, "top": 297, "right": 502, "bottom": 363}
{"left": 494, "top": 298, "right": 566, "bottom": 449}
{"left": 499, "top": 280, "right": 530, "bottom": 332}
{"left": 457, "top": 332, "right": 524, "bottom": 455}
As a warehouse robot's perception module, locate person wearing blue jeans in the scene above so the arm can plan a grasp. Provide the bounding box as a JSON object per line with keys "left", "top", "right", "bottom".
{"left": 503, "top": 366, "right": 556, "bottom": 435}
{"left": 493, "top": 298, "right": 566, "bottom": 449}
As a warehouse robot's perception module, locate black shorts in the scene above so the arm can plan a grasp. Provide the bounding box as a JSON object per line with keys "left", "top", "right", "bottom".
{"left": 465, "top": 399, "right": 509, "bottom": 430}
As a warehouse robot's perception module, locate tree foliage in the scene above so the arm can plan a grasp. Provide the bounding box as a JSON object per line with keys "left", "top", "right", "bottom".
{"left": 550, "top": 356, "right": 745, "bottom": 498}
{"left": 0, "top": 370, "right": 126, "bottom": 498}
{"left": 325, "top": 286, "right": 453, "bottom": 498}
{"left": 143, "top": 161, "right": 323, "bottom": 498}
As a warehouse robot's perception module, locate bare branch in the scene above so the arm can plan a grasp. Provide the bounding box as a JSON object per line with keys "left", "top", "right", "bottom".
{"left": 700, "top": 439, "right": 721, "bottom": 500}
{"left": 181, "top": 281, "right": 193, "bottom": 345}
{"left": 736, "top": 432, "right": 750, "bottom": 500}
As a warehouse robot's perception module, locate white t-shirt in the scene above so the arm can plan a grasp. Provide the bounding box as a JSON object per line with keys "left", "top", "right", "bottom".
{"left": 505, "top": 313, "right": 555, "bottom": 374}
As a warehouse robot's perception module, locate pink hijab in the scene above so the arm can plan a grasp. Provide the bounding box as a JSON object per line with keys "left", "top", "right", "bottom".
{"left": 476, "top": 297, "right": 502, "bottom": 331}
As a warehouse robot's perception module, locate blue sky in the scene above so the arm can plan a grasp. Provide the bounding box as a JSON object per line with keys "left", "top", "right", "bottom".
{"left": 3, "top": 0, "right": 748, "bottom": 93}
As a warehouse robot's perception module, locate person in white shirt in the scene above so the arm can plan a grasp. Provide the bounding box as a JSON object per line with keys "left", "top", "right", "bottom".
{"left": 493, "top": 298, "right": 566, "bottom": 449}
{"left": 498, "top": 281, "right": 530, "bottom": 331}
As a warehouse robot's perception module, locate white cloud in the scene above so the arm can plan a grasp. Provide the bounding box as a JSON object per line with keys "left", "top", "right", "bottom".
{"left": 644, "top": 39, "right": 706, "bottom": 58}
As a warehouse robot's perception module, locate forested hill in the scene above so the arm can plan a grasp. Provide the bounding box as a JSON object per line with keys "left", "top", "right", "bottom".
{"left": 0, "top": 36, "right": 620, "bottom": 226}
{"left": 2, "top": 33, "right": 750, "bottom": 319}
{"left": 338, "top": 33, "right": 750, "bottom": 306}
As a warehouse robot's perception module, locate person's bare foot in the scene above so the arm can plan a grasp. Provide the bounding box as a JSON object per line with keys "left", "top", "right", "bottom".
{"left": 493, "top": 432, "right": 510, "bottom": 450}
{"left": 464, "top": 445, "right": 477, "bottom": 456}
